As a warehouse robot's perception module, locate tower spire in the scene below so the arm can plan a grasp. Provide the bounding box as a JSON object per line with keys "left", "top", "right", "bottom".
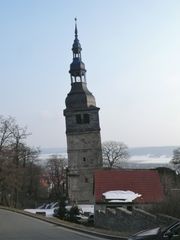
{"left": 75, "top": 17, "right": 78, "bottom": 38}
{"left": 69, "top": 18, "right": 87, "bottom": 83}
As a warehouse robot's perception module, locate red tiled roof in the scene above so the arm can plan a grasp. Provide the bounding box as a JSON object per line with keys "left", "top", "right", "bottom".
{"left": 94, "top": 169, "right": 164, "bottom": 203}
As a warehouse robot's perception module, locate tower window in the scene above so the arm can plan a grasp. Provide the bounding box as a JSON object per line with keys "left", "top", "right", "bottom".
{"left": 76, "top": 114, "right": 90, "bottom": 124}
{"left": 83, "top": 157, "right": 86, "bottom": 162}
{"left": 83, "top": 114, "right": 90, "bottom": 123}
{"left": 85, "top": 177, "right": 88, "bottom": 183}
{"left": 76, "top": 114, "right": 82, "bottom": 124}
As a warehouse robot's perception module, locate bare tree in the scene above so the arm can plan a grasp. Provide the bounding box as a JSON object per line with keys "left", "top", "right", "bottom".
{"left": 46, "top": 155, "right": 66, "bottom": 200}
{"left": 171, "top": 147, "right": 180, "bottom": 174}
{"left": 171, "top": 148, "right": 180, "bottom": 164}
{"left": 102, "top": 141, "right": 129, "bottom": 168}
{"left": 0, "top": 116, "right": 42, "bottom": 208}
{"left": 0, "top": 116, "right": 15, "bottom": 151}
{"left": 0, "top": 116, "right": 16, "bottom": 204}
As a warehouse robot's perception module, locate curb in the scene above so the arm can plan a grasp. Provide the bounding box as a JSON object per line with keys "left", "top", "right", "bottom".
{"left": 0, "top": 206, "right": 127, "bottom": 240}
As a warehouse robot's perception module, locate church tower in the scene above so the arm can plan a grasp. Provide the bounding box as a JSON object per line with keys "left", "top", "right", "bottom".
{"left": 64, "top": 19, "right": 102, "bottom": 203}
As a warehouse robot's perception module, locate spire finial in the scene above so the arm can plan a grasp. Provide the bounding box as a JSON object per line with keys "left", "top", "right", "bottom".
{"left": 75, "top": 17, "right": 78, "bottom": 38}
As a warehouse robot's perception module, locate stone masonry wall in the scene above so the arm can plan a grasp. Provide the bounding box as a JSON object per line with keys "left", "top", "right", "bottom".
{"left": 67, "top": 131, "right": 102, "bottom": 204}
{"left": 95, "top": 207, "right": 179, "bottom": 233}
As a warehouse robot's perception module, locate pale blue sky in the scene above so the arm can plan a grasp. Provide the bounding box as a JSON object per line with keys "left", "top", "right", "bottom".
{"left": 0, "top": 0, "right": 180, "bottom": 148}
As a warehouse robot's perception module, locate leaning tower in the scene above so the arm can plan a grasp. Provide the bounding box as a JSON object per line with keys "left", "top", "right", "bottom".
{"left": 63, "top": 19, "right": 102, "bottom": 203}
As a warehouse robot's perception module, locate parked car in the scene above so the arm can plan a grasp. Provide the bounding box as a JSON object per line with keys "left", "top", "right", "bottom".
{"left": 128, "top": 221, "right": 180, "bottom": 240}
{"left": 24, "top": 202, "right": 59, "bottom": 217}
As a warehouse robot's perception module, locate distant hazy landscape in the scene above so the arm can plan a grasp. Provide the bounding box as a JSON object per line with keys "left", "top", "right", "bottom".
{"left": 40, "top": 146, "right": 178, "bottom": 169}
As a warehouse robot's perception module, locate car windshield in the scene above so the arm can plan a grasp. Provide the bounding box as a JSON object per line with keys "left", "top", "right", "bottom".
{"left": 162, "top": 221, "right": 180, "bottom": 234}
{"left": 136, "top": 228, "right": 160, "bottom": 237}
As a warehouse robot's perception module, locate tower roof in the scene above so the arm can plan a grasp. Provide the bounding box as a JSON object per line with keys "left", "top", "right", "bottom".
{"left": 65, "top": 82, "right": 96, "bottom": 110}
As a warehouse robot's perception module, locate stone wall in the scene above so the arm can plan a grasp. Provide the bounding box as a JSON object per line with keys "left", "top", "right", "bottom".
{"left": 95, "top": 207, "right": 179, "bottom": 233}
{"left": 67, "top": 131, "right": 102, "bottom": 204}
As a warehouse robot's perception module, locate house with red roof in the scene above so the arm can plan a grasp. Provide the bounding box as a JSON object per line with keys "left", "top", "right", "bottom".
{"left": 94, "top": 169, "right": 164, "bottom": 211}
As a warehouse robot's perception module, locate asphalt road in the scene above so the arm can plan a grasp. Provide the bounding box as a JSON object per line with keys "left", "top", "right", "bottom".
{"left": 0, "top": 209, "right": 106, "bottom": 240}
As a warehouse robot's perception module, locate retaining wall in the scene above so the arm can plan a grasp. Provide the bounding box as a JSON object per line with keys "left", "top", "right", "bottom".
{"left": 95, "top": 207, "right": 179, "bottom": 233}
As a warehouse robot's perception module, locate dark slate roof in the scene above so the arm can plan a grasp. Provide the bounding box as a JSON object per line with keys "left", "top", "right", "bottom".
{"left": 94, "top": 169, "right": 164, "bottom": 204}
{"left": 65, "top": 82, "right": 96, "bottom": 110}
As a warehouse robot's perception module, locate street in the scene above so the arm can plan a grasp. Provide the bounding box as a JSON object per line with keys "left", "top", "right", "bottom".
{"left": 0, "top": 209, "right": 105, "bottom": 240}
